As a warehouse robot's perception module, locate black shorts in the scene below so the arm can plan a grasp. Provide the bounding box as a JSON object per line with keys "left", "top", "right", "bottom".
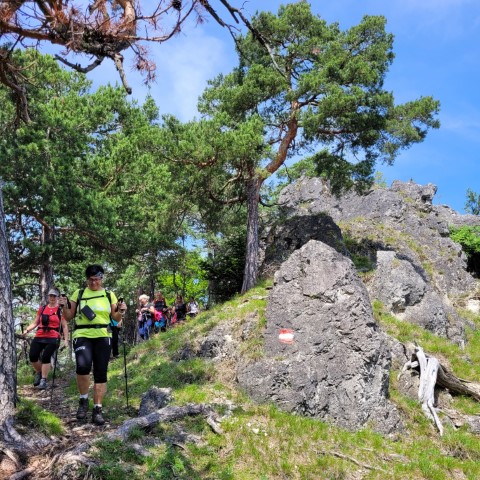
{"left": 29, "top": 338, "right": 58, "bottom": 364}
{"left": 73, "top": 336, "right": 111, "bottom": 383}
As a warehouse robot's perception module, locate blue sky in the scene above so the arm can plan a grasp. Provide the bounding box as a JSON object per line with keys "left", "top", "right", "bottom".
{"left": 85, "top": 0, "right": 480, "bottom": 213}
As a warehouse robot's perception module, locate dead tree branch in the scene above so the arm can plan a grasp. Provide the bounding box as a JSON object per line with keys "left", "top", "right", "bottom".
{"left": 0, "top": 1, "right": 274, "bottom": 125}
{"left": 400, "top": 345, "right": 480, "bottom": 436}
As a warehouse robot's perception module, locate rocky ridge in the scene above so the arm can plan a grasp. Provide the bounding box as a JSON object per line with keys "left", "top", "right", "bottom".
{"left": 197, "top": 178, "right": 480, "bottom": 434}
{"left": 268, "top": 178, "right": 480, "bottom": 345}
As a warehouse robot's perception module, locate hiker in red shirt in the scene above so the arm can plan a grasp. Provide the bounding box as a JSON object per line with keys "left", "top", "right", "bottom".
{"left": 22, "top": 288, "right": 69, "bottom": 390}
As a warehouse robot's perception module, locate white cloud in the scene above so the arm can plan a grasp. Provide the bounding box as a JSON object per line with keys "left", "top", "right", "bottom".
{"left": 144, "top": 28, "right": 231, "bottom": 120}
{"left": 83, "top": 24, "right": 232, "bottom": 121}
{"left": 440, "top": 112, "right": 480, "bottom": 142}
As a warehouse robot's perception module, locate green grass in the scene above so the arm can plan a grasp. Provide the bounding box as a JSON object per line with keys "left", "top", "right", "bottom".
{"left": 15, "top": 398, "right": 64, "bottom": 436}
{"left": 372, "top": 300, "right": 480, "bottom": 385}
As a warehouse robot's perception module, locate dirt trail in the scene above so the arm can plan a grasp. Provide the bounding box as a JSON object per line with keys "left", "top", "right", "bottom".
{"left": 10, "top": 369, "right": 122, "bottom": 480}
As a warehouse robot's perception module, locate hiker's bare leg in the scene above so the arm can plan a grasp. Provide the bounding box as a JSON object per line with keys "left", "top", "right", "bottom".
{"left": 31, "top": 360, "right": 41, "bottom": 373}
{"left": 41, "top": 363, "right": 51, "bottom": 378}
{"left": 77, "top": 374, "right": 90, "bottom": 395}
{"left": 93, "top": 383, "right": 107, "bottom": 404}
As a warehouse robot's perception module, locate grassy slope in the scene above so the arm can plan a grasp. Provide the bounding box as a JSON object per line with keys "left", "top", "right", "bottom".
{"left": 17, "top": 283, "right": 480, "bottom": 480}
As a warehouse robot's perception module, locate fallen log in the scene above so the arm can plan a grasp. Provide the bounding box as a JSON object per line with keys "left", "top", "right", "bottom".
{"left": 107, "top": 403, "right": 218, "bottom": 441}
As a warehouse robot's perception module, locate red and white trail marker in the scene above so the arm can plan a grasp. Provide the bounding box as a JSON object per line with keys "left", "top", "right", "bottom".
{"left": 278, "top": 328, "right": 295, "bottom": 344}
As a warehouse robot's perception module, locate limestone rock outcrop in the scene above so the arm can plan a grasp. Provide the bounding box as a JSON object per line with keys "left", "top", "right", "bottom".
{"left": 263, "top": 178, "right": 480, "bottom": 343}
{"left": 238, "top": 240, "right": 402, "bottom": 434}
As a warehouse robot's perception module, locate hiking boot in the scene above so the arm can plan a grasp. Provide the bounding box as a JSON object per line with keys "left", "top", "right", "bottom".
{"left": 76, "top": 398, "right": 89, "bottom": 420}
{"left": 33, "top": 371, "right": 42, "bottom": 387}
{"left": 92, "top": 406, "right": 105, "bottom": 426}
{"left": 36, "top": 378, "right": 47, "bottom": 390}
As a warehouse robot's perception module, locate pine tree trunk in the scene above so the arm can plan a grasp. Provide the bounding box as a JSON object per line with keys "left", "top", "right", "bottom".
{"left": 0, "top": 180, "right": 17, "bottom": 425}
{"left": 241, "top": 179, "right": 261, "bottom": 293}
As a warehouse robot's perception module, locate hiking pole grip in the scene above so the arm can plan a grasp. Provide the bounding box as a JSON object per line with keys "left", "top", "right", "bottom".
{"left": 116, "top": 297, "right": 122, "bottom": 312}
{"left": 60, "top": 294, "right": 71, "bottom": 309}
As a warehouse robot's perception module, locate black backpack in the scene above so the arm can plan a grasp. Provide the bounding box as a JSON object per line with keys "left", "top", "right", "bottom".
{"left": 38, "top": 304, "right": 62, "bottom": 332}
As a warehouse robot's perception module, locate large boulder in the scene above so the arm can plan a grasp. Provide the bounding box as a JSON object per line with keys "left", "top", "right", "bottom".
{"left": 368, "top": 251, "right": 465, "bottom": 342}
{"left": 238, "top": 240, "right": 402, "bottom": 434}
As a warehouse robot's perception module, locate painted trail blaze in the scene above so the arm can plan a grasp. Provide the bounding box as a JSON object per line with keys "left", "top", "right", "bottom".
{"left": 278, "top": 328, "right": 294, "bottom": 344}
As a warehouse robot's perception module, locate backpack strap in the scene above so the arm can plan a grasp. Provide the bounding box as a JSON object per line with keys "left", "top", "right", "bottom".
{"left": 76, "top": 289, "right": 112, "bottom": 310}
{"left": 74, "top": 289, "right": 113, "bottom": 329}
{"left": 38, "top": 304, "right": 61, "bottom": 332}
{"left": 75, "top": 288, "right": 85, "bottom": 316}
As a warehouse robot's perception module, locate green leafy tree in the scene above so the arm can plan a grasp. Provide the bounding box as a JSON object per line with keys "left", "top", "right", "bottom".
{"left": 450, "top": 226, "right": 480, "bottom": 255}
{"left": 201, "top": 228, "right": 246, "bottom": 304}
{"left": 0, "top": 50, "right": 180, "bottom": 302}
{"left": 158, "top": 248, "right": 209, "bottom": 303}
{"left": 195, "top": 2, "right": 440, "bottom": 292}
{"left": 156, "top": 113, "right": 253, "bottom": 301}
{"left": 450, "top": 226, "right": 480, "bottom": 273}
{"left": 465, "top": 188, "right": 480, "bottom": 215}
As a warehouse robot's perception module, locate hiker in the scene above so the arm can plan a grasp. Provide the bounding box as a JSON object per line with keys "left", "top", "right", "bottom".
{"left": 21, "top": 288, "right": 68, "bottom": 390}
{"left": 168, "top": 306, "right": 177, "bottom": 327}
{"left": 187, "top": 296, "right": 199, "bottom": 318}
{"left": 136, "top": 294, "right": 154, "bottom": 340}
{"left": 173, "top": 294, "right": 187, "bottom": 323}
{"left": 153, "top": 291, "right": 168, "bottom": 332}
{"left": 61, "top": 264, "right": 127, "bottom": 426}
{"left": 153, "top": 291, "right": 168, "bottom": 315}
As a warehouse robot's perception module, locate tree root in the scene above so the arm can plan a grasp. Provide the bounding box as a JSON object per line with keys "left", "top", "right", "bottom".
{"left": 316, "top": 450, "right": 388, "bottom": 474}
{"left": 5, "top": 403, "right": 223, "bottom": 479}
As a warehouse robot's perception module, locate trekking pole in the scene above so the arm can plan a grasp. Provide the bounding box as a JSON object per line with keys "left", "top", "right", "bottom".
{"left": 50, "top": 340, "right": 60, "bottom": 403}
{"left": 122, "top": 327, "right": 129, "bottom": 408}
{"left": 51, "top": 296, "right": 68, "bottom": 403}
{"left": 117, "top": 298, "right": 129, "bottom": 409}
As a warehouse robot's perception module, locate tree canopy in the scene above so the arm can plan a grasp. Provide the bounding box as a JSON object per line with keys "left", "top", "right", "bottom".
{"left": 171, "top": 2, "right": 440, "bottom": 291}
{"left": 0, "top": 50, "right": 184, "bottom": 302}
{"left": 465, "top": 188, "right": 480, "bottom": 216}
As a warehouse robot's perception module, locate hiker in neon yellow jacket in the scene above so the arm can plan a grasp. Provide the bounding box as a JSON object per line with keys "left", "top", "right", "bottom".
{"left": 62, "top": 264, "right": 127, "bottom": 425}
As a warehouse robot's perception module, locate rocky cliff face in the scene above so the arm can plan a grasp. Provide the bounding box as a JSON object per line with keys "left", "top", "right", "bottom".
{"left": 264, "top": 178, "right": 480, "bottom": 345}
{"left": 198, "top": 178, "right": 480, "bottom": 434}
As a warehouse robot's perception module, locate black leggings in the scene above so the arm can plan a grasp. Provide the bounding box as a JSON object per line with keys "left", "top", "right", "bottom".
{"left": 73, "top": 336, "right": 111, "bottom": 383}
{"left": 29, "top": 339, "right": 58, "bottom": 364}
